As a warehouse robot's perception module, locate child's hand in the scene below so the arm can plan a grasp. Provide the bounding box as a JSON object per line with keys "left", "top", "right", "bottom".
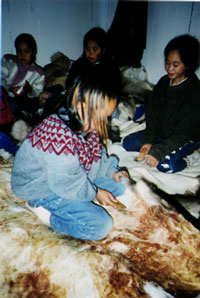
{"left": 23, "top": 80, "right": 32, "bottom": 94}
{"left": 9, "top": 80, "right": 31, "bottom": 96}
{"left": 112, "top": 170, "right": 129, "bottom": 182}
{"left": 9, "top": 86, "right": 22, "bottom": 96}
{"left": 145, "top": 154, "right": 159, "bottom": 168}
{"left": 96, "top": 188, "right": 120, "bottom": 209}
{"left": 137, "top": 144, "right": 152, "bottom": 161}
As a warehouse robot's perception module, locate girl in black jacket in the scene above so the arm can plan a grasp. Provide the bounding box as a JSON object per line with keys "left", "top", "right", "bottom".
{"left": 123, "top": 34, "right": 200, "bottom": 173}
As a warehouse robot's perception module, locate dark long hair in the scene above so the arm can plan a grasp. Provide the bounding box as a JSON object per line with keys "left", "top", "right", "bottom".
{"left": 15, "top": 33, "right": 37, "bottom": 63}
{"left": 83, "top": 27, "right": 107, "bottom": 52}
{"left": 164, "top": 34, "right": 200, "bottom": 76}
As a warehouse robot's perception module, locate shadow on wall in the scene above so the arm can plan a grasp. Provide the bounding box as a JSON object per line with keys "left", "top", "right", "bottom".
{"left": 108, "top": 0, "right": 148, "bottom": 67}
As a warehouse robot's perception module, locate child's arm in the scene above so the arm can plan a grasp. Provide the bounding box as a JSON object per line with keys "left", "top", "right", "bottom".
{"left": 145, "top": 154, "right": 159, "bottom": 167}
{"left": 9, "top": 86, "right": 23, "bottom": 96}
{"left": 137, "top": 144, "right": 159, "bottom": 167}
{"left": 95, "top": 147, "right": 130, "bottom": 181}
{"left": 42, "top": 150, "right": 98, "bottom": 202}
{"left": 137, "top": 144, "right": 152, "bottom": 161}
{"left": 1, "top": 55, "right": 10, "bottom": 91}
{"left": 96, "top": 147, "right": 119, "bottom": 178}
{"left": 112, "top": 170, "right": 129, "bottom": 182}
{"left": 9, "top": 80, "right": 32, "bottom": 97}
{"left": 26, "top": 72, "right": 45, "bottom": 98}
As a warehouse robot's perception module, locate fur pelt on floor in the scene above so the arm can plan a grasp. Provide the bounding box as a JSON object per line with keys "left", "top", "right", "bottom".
{"left": 0, "top": 160, "right": 199, "bottom": 298}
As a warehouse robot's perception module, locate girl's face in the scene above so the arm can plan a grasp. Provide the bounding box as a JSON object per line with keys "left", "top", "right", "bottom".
{"left": 165, "top": 50, "right": 187, "bottom": 85}
{"left": 84, "top": 40, "right": 104, "bottom": 64}
{"left": 105, "top": 98, "right": 117, "bottom": 117}
{"left": 90, "top": 98, "right": 117, "bottom": 131}
{"left": 77, "top": 98, "right": 117, "bottom": 132}
{"left": 16, "top": 42, "right": 35, "bottom": 65}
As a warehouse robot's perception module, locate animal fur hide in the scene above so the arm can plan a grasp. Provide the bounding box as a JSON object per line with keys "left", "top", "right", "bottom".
{"left": 10, "top": 119, "right": 32, "bottom": 143}
{"left": 0, "top": 160, "right": 199, "bottom": 298}
{"left": 44, "top": 52, "right": 72, "bottom": 89}
{"left": 120, "top": 66, "right": 154, "bottom": 105}
{"left": 108, "top": 66, "right": 153, "bottom": 140}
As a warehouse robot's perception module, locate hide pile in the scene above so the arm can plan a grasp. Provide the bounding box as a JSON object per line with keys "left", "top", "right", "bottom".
{"left": 120, "top": 66, "right": 154, "bottom": 105}
{"left": 43, "top": 52, "right": 72, "bottom": 89}
{"left": 0, "top": 160, "right": 200, "bottom": 298}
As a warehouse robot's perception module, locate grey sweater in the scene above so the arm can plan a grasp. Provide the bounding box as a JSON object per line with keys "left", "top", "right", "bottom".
{"left": 11, "top": 114, "right": 118, "bottom": 202}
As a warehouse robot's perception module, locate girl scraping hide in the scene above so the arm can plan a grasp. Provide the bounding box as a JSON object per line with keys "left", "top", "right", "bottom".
{"left": 11, "top": 74, "right": 129, "bottom": 241}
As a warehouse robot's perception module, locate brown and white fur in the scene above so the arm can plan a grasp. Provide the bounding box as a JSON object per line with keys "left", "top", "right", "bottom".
{"left": 0, "top": 161, "right": 199, "bottom": 298}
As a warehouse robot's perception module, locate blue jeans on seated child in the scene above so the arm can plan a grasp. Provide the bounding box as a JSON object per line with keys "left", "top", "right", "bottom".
{"left": 122, "top": 130, "right": 200, "bottom": 173}
{"left": 123, "top": 131, "right": 143, "bottom": 152}
{"left": 28, "top": 178, "right": 125, "bottom": 241}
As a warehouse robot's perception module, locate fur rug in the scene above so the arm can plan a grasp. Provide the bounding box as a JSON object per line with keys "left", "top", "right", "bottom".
{"left": 0, "top": 160, "right": 199, "bottom": 297}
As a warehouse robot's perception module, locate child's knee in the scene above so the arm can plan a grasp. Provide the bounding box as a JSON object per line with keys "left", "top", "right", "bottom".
{"left": 49, "top": 205, "right": 114, "bottom": 241}
{"left": 123, "top": 132, "right": 142, "bottom": 152}
{"left": 95, "top": 213, "right": 113, "bottom": 240}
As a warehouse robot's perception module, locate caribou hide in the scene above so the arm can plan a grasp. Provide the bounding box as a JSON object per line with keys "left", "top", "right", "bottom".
{"left": 0, "top": 160, "right": 199, "bottom": 298}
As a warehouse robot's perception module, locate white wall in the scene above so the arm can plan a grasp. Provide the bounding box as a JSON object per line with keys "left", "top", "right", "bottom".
{"left": 142, "top": 1, "right": 200, "bottom": 84}
{"left": 1, "top": 0, "right": 118, "bottom": 67}
{"left": 1, "top": 0, "right": 200, "bottom": 83}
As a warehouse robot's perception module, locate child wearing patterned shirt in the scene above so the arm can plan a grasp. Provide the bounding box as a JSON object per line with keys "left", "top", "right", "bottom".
{"left": 1, "top": 33, "right": 45, "bottom": 118}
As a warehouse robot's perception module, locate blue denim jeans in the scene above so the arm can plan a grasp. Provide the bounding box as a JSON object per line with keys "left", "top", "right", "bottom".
{"left": 123, "top": 131, "right": 143, "bottom": 152}
{"left": 28, "top": 178, "right": 125, "bottom": 240}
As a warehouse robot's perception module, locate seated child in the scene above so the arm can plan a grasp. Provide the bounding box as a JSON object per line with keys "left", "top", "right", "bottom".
{"left": 11, "top": 74, "right": 129, "bottom": 241}
{"left": 123, "top": 34, "right": 200, "bottom": 173}
{"left": 1, "top": 33, "right": 45, "bottom": 120}
{"left": 66, "top": 27, "right": 123, "bottom": 142}
{"left": 65, "top": 27, "right": 122, "bottom": 102}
